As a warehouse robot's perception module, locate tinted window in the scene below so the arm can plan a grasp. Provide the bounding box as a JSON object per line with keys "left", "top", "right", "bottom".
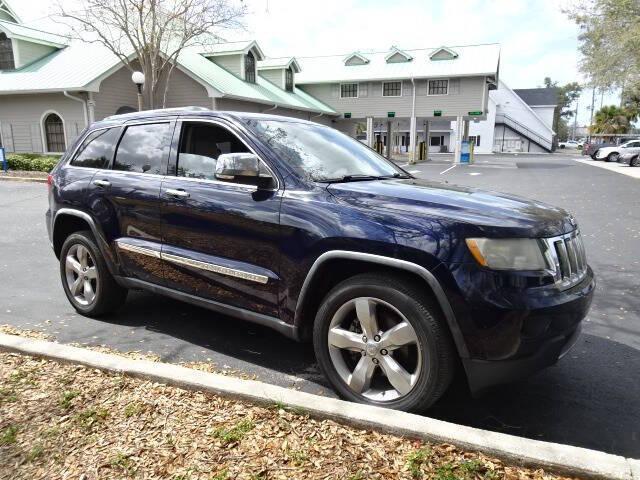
{"left": 114, "top": 123, "right": 171, "bottom": 174}
{"left": 70, "top": 128, "right": 120, "bottom": 169}
{"left": 244, "top": 119, "right": 404, "bottom": 181}
{"left": 175, "top": 123, "right": 249, "bottom": 180}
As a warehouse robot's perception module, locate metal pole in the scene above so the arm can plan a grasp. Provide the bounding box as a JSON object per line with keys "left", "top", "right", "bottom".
{"left": 573, "top": 97, "right": 579, "bottom": 140}
{"left": 386, "top": 120, "right": 392, "bottom": 160}
{"left": 136, "top": 84, "right": 144, "bottom": 111}
{"left": 589, "top": 87, "right": 596, "bottom": 127}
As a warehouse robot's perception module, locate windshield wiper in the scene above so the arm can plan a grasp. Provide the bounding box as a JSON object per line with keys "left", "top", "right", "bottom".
{"left": 322, "top": 172, "right": 410, "bottom": 183}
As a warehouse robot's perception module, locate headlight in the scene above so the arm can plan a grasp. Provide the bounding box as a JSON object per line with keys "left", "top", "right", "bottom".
{"left": 465, "top": 238, "right": 548, "bottom": 270}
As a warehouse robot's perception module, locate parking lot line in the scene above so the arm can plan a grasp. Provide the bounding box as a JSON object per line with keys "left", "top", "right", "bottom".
{"left": 440, "top": 164, "right": 457, "bottom": 175}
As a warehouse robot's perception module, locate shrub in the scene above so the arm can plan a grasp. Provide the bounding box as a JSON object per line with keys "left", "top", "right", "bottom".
{"left": 5, "top": 153, "right": 61, "bottom": 172}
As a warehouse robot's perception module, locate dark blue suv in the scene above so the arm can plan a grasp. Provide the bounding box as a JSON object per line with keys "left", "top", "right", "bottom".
{"left": 47, "top": 108, "right": 595, "bottom": 412}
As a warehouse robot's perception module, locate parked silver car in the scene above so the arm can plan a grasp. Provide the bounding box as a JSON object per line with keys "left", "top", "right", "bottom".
{"left": 594, "top": 140, "right": 640, "bottom": 162}
{"left": 619, "top": 150, "right": 640, "bottom": 167}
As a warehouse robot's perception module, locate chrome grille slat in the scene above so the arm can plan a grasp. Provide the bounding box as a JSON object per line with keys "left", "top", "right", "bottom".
{"left": 544, "top": 230, "right": 588, "bottom": 289}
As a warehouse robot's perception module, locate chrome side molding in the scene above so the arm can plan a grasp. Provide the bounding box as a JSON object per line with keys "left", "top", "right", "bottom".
{"left": 116, "top": 241, "right": 268, "bottom": 285}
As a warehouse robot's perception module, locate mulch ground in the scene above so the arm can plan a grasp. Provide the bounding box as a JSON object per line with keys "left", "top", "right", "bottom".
{"left": 0, "top": 170, "right": 48, "bottom": 179}
{"left": 0, "top": 327, "right": 580, "bottom": 480}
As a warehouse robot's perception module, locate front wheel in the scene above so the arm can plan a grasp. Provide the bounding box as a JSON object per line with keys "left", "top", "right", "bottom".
{"left": 630, "top": 156, "right": 639, "bottom": 167}
{"left": 313, "top": 273, "right": 456, "bottom": 412}
{"left": 60, "top": 231, "right": 127, "bottom": 316}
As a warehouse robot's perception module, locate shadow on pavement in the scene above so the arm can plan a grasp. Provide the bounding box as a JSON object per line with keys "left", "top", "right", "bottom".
{"left": 96, "top": 292, "right": 640, "bottom": 458}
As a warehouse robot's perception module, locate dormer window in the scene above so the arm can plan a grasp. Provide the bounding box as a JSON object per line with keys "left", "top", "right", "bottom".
{"left": 343, "top": 52, "right": 369, "bottom": 66}
{"left": 429, "top": 47, "right": 458, "bottom": 61}
{"left": 385, "top": 47, "right": 413, "bottom": 63}
{"left": 245, "top": 50, "right": 256, "bottom": 83}
{"left": 285, "top": 67, "right": 294, "bottom": 92}
{"left": 0, "top": 32, "right": 14, "bottom": 70}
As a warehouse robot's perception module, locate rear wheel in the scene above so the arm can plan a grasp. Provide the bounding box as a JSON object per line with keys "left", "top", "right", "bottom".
{"left": 606, "top": 152, "right": 619, "bottom": 162}
{"left": 630, "top": 156, "right": 639, "bottom": 167}
{"left": 60, "top": 231, "right": 127, "bottom": 316}
{"left": 313, "top": 273, "right": 456, "bottom": 412}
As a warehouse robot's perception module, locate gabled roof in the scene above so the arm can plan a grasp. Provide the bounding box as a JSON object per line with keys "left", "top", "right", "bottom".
{"left": 200, "top": 40, "right": 265, "bottom": 60}
{"left": 513, "top": 87, "right": 558, "bottom": 107}
{"left": 296, "top": 43, "right": 500, "bottom": 85}
{"left": 258, "top": 57, "right": 301, "bottom": 73}
{"left": 429, "top": 46, "right": 459, "bottom": 60}
{"left": 343, "top": 52, "right": 370, "bottom": 65}
{"left": 0, "top": 0, "right": 20, "bottom": 23}
{"left": 385, "top": 46, "right": 413, "bottom": 62}
{"left": 0, "top": 19, "right": 67, "bottom": 48}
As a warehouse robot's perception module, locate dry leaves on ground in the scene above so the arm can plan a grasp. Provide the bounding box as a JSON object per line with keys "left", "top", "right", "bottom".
{"left": 0, "top": 350, "right": 581, "bottom": 480}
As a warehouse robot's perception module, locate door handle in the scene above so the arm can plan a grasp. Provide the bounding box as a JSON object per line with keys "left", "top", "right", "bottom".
{"left": 165, "top": 188, "right": 190, "bottom": 199}
{"left": 93, "top": 179, "right": 111, "bottom": 188}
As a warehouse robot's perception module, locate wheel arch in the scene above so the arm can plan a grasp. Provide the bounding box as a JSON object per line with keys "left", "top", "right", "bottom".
{"left": 53, "top": 209, "right": 119, "bottom": 274}
{"left": 293, "top": 251, "right": 469, "bottom": 359}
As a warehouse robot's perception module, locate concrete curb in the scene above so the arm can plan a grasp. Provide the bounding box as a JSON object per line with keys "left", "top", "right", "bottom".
{"left": 0, "top": 175, "right": 48, "bottom": 183}
{"left": 0, "top": 332, "right": 635, "bottom": 480}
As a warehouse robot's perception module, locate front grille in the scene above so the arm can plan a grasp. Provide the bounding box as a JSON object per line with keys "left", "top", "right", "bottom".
{"left": 543, "top": 231, "right": 588, "bottom": 288}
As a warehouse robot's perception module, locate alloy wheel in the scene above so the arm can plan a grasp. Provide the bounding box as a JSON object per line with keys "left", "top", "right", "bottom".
{"left": 65, "top": 244, "right": 98, "bottom": 306}
{"left": 327, "top": 297, "right": 422, "bottom": 402}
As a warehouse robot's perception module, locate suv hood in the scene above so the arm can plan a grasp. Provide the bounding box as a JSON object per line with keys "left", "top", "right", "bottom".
{"left": 327, "top": 178, "right": 575, "bottom": 238}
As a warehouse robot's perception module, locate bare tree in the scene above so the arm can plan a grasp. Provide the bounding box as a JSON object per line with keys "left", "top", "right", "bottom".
{"left": 56, "top": 0, "right": 247, "bottom": 108}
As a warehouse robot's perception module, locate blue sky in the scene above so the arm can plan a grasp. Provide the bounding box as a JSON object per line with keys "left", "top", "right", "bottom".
{"left": 18, "top": 0, "right": 620, "bottom": 125}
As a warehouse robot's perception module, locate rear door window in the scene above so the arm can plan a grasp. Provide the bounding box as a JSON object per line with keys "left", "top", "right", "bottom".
{"left": 70, "top": 128, "right": 120, "bottom": 169}
{"left": 113, "top": 123, "right": 172, "bottom": 175}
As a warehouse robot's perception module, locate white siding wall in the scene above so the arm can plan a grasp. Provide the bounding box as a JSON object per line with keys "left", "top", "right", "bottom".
{"left": 13, "top": 40, "right": 56, "bottom": 68}
{"left": 530, "top": 105, "right": 555, "bottom": 130}
{"left": 299, "top": 77, "right": 487, "bottom": 118}
{"left": 0, "top": 93, "right": 86, "bottom": 153}
{"left": 210, "top": 54, "right": 243, "bottom": 77}
{"left": 258, "top": 69, "right": 284, "bottom": 89}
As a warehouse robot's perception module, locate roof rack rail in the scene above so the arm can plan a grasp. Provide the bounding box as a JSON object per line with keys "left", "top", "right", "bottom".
{"left": 105, "top": 106, "right": 211, "bottom": 120}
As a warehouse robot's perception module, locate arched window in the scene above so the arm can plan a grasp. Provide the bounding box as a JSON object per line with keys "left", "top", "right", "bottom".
{"left": 0, "top": 32, "right": 14, "bottom": 70}
{"left": 44, "top": 113, "right": 66, "bottom": 152}
{"left": 115, "top": 106, "right": 136, "bottom": 115}
{"left": 245, "top": 51, "right": 256, "bottom": 83}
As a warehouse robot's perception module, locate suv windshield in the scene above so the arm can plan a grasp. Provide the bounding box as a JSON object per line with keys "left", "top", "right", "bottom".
{"left": 243, "top": 119, "right": 407, "bottom": 182}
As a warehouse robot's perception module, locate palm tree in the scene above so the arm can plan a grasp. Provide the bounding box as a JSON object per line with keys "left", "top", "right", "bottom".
{"left": 590, "top": 105, "right": 633, "bottom": 134}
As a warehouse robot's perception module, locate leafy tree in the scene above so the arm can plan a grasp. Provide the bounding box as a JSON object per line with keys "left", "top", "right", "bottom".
{"left": 590, "top": 105, "right": 634, "bottom": 133}
{"left": 57, "top": 0, "right": 247, "bottom": 109}
{"left": 564, "top": 0, "right": 640, "bottom": 92}
{"left": 542, "top": 78, "right": 583, "bottom": 141}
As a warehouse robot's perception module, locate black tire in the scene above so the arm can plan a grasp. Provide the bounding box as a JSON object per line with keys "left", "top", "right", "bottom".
{"left": 591, "top": 151, "right": 598, "bottom": 160}
{"left": 630, "top": 156, "right": 639, "bottom": 167}
{"left": 606, "top": 152, "right": 619, "bottom": 162}
{"left": 59, "top": 230, "right": 127, "bottom": 316}
{"left": 313, "top": 273, "right": 456, "bottom": 413}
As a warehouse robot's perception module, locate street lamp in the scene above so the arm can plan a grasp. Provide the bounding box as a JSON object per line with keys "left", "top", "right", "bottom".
{"left": 131, "top": 71, "right": 145, "bottom": 111}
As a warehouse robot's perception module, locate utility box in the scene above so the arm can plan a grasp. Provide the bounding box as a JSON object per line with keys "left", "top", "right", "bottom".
{"left": 460, "top": 141, "right": 470, "bottom": 163}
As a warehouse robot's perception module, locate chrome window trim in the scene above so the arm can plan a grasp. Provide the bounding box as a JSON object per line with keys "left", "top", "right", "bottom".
{"left": 174, "top": 118, "right": 281, "bottom": 192}
{"left": 116, "top": 241, "right": 268, "bottom": 284}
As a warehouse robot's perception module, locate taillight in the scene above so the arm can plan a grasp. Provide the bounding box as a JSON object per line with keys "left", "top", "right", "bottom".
{"left": 47, "top": 174, "right": 53, "bottom": 189}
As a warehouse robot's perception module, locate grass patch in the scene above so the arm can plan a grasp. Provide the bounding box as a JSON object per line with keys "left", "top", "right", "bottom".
{"left": 288, "top": 448, "right": 309, "bottom": 466}
{"left": 406, "top": 447, "right": 432, "bottom": 478}
{"left": 0, "top": 425, "right": 18, "bottom": 445}
{"left": 60, "top": 390, "right": 80, "bottom": 410}
{"left": 434, "top": 463, "right": 457, "bottom": 480}
{"left": 212, "top": 419, "right": 254, "bottom": 445}
{"left": 110, "top": 452, "right": 136, "bottom": 475}
{"left": 0, "top": 386, "right": 17, "bottom": 403}
{"left": 26, "top": 444, "right": 44, "bottom": 462}
{"left": 76, "top": 407, "right": 109, "bottom": 431}
{"left": 210, "top": 470, "right": 229, "bottom": 480}
{"left": 124, "top": 401, "right": 146, "bottom": 418}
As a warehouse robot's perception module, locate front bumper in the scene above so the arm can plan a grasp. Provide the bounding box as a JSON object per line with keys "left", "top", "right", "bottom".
{"left": 439, "top": 264, "right": 595, "bottom": 393}
{"left": 463, "top": 323, "right": 582, "bottom": 394}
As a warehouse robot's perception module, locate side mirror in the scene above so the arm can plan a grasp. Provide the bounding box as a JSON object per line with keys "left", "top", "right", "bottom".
{"left": 215, "top": 153, "right": 274, "bottom": 189}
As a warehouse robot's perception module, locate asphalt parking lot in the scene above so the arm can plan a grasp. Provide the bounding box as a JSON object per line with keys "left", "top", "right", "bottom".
{"left": 0, "top": 153, "right": 638, "bottom": 457}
